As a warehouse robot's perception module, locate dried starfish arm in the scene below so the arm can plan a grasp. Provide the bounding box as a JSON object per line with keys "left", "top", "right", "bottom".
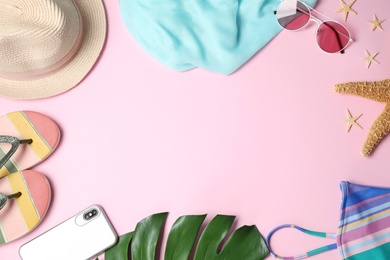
{"left": 362, "top": 104, "right": 390, "bottom": 156}
{"left": 334, "top": 79, "right": 390, "bottom": 103}
{"left": 335, "top": 78, "right": 390, "bottom": 156}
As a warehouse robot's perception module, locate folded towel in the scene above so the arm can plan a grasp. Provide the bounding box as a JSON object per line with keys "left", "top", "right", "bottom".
{"left": 119, "top": 0, "right": 317, "bottom": 75}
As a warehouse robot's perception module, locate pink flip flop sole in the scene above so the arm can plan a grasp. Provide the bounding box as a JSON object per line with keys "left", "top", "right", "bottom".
{"left": 0, "top": 170, "right": 51, "bottom": 245}
{"left": 0, "top": 111, "right": 60, "bottom": 178}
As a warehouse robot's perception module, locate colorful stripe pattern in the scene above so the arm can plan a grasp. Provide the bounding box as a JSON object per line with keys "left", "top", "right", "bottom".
{"left": 266, "top": 224, "right": 337, "bottom": 259}
{"left": 0, "top": 111, "right": 60, "bottom": 178}
{"left": 0, "top": 170, "right": 51, "bottom": 244}
{"left": 337, "top": 181, "right": 390, "bottom": 259}
{"left": 0, "top": 111, "right": 56, "bottom": 245}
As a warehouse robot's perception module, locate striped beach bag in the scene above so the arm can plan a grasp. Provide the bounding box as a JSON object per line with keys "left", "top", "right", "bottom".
{"left": 266, "top": 181, "right": 390, "bottom": 259}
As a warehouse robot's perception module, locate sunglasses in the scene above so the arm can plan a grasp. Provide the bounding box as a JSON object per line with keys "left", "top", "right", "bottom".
{"left": 275, "top": 0, "right": 353, "bottom": 53}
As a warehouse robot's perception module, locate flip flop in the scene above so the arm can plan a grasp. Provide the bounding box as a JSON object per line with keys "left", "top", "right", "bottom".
{"left": 0, "top": 170, "right": 51, "bottom": 245}
{"left": 0, "top": 111, "right": 60, "bottom": 178}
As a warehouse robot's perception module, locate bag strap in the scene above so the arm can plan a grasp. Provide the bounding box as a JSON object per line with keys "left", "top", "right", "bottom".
{"left": 266, "top": 224, "right": 337, "bottom": 259}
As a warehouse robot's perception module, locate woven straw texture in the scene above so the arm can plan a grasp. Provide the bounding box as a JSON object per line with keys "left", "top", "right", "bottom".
{"left": 0, "top": 0, "right": 106, "bottom": 99}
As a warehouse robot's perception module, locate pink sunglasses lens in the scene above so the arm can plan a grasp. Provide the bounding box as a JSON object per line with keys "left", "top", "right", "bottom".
{"left": 277, "top": 1, "right": 310, "bottom": 30}
{"left": 317, "top": 21, "right": 350, "bottom": 53}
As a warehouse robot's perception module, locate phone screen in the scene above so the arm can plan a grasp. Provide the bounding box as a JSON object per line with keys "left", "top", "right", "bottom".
{"left": 19, "top": 205, "right": 118, "bottom": 260}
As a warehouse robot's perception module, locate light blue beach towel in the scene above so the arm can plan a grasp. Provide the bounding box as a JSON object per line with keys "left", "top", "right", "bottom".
{"left": 119, "top": 0, "right": 316, "bottom": 75}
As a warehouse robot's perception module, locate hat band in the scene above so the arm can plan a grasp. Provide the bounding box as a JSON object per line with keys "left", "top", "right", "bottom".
{"left": 0, "top": 0, "right": 83, "bottom": 81}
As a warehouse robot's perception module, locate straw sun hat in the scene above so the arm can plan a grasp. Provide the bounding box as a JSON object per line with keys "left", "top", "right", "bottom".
{"left": 0, "top": 0, "right": 107, "bottom": 99}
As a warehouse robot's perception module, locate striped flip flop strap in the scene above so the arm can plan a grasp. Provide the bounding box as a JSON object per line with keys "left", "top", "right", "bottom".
{"left": 266, "top": 224, "right": 337, "bottom": 259}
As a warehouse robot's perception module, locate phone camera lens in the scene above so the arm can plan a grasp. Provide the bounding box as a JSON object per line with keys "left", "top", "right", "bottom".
{"left": 83, "top": 209, "right": 98, "bottom": 221}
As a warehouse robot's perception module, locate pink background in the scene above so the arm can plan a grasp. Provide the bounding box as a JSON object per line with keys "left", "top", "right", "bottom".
{"left": 1, "top": 0, "right": 390, "bottom": 259}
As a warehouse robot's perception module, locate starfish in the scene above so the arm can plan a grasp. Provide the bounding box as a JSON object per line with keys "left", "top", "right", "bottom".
{"left": 335, "top": 78, "right": 390, "bottom": 156}
{"left": 336, "top": 0, "right": 357, "bottom": 21}
{"left": 343, "top": 109, "right": 362, "bottom": 132}
{"left": 368, "top": 15, "right": 385, "bottom": 31}
{"left": 362, "top": 50, "right": 379, "bottom": 68}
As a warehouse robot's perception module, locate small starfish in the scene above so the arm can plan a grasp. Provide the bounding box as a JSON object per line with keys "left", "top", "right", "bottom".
{"left": 362, "top": 50, "right": 379, "bottom": 68}
{"left": 335, "top": 79, "right": 390, "bottom": 156}
{"left": 343, "top": 109, "right": 363, "bottom": 132}
{"left": 368, "top": 15, "right": 385, "bottom": 31}
{"left": 336, "top": 0, "right": 357, "bottom": 21}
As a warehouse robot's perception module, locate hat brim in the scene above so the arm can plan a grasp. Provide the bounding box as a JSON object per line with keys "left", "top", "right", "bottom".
{"left": 0, "top": 0, "right": 107, "bottom": 100}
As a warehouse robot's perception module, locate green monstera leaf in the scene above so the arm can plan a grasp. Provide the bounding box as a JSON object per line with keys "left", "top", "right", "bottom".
{"left": 104, "top": 213, "right": 268, "bottom": 260}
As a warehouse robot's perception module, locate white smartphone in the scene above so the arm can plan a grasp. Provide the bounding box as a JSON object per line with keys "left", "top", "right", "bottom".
{"left": 19, "top": 204, "right": 118, "bottom": 260}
